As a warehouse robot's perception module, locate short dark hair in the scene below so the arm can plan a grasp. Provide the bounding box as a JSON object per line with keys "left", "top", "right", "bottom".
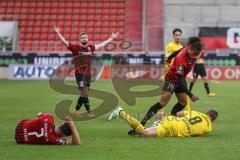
{"left": 187, "top": 36, "right": 204, "bottom": 52}
{"left": 172, "top": 28, "right": 182, "bottom": 34}
{"left": 59, "top": 123, "right": 72, "bottom": 136}
{"left": 206, "top": 109, "right": 218, "bottom": 121}
{"left": 80, "top": 32, "right": 87, "bottom": 36}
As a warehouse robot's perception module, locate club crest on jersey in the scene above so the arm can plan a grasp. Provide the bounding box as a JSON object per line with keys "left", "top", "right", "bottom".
{"left": 178, "top": 65, "right": 183, "bottom": 72}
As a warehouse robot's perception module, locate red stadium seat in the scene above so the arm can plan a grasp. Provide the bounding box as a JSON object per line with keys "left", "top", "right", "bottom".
{"left": 89, "top": 2, "right": 96, "bottom": 8}
{"left": 51, "top": 8, "right": 58, "bottom": 14}
{"left": 1, "top": 1, "right": 8, "bottom": 7}
{"left": 80, "top": 9, "right": 88, "bottom": 14}
{"left": 8, "top": 1, "right": 14, "bottom": 7}
{"left": 7, "top": 8, "right": 14, "bottom": 14}
{"left": 48, "top": 34, "right": 56, "bottom": 40}
{"left": 22, "top": 2, "right": 29, "bottom": 8}
{"left": 37, "top": 2, "right": 44, "bottom": 8}
{"left": 81, "top": 2, "right": 88, "bottom": 8}
{"left": 52, "top": 2, "right": 58, "bottom": 7}
{"left": 14, "top": 8, "right": 21, "bottom": 14}
{"left": 65, "top": 27, "right": 72, "bottom": 33}
{"left": 41, "top": 34, "right": 48, "bottom": 40}
{"left": 35, "top": 27, "right": 41, "bottom": 33}
{"left": 44, "top": 2, "right": 51, "bottom": 8}
{"left": 33, "top": 33, "right": 40, "bottom": 40}
{"left": 72, "top": 15, "right": 79, "bottom": 20}
{"left": 25, "top": 34, "right": 33, "bottom": 40}
{"left": 72, "top": 27, "right": 79, "bottom": 33}
{"left": 79, "top": 21, "right": 86, "bottom": 27}
{"left": 29, "top": 2, "right": 37, "bottom": 8}
{"left": 44, "top": 8, "right": 51, "bottom": 14}
{"left": 42, "top": 21, "right": 50, "bottom": 27}
{"left": 71, "top": 34, "right": 79, "bottom": 40}
{"left": 51, "top": 15, "right": 57, "bottom": 21}
{"left": 42, "top": 27, "right": 48, "bottom": 33}
{"left": 19, "top": 33, "right": 26, "bottom": 40}
{"left": 1, "top": 0, "right": 127, "bottom": 51}
{"left": 66, "top": 2, "right": 73, "bottom": 8}
{"left": 65, "top": 15, "right": 72, "bottom": 21}
{"left": 58, "top": 15, "right": 65, "bottom": 21}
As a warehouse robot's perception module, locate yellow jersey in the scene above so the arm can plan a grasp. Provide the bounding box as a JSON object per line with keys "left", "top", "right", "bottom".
{"left": 156, "top": 111, "right": 212, "bottom": 137}
{"left": 165, "top": 41, "right": 183, "bottom": 58}
{"left": 182, "top": 111, "right": 212, "bottom": 136}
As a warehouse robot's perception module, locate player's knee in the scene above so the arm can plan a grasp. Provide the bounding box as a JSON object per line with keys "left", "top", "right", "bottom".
{"left": 80, "top": 88, "right": 88, "bottom": 96}
{"left": 179, "top": 101, "right": 187, "bottom": 106}
{"left": 159, "top": 100, "right": 167, "bottom": 107}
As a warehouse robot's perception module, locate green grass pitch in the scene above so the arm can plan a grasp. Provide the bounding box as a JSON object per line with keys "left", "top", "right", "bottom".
{"left": 0, "top": 80, "right": 239, "bottom": 160}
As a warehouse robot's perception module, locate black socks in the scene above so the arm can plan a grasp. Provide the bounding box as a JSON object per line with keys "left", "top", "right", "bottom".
{"left": 75, "top": 96, "right": 90, "bottom": 112}
{"left": 204, "top": 83, "right": 210, "bottom": 94}
{"left": 140, "top": 102, "right": 163, "bottom": 126}
{"left": 170, "top": 102, "right": 185, "bottom": 116}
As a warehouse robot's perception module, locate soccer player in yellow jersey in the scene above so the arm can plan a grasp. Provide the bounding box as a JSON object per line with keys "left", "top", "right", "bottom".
{"left": 108, "top": 105, "right": 218, "bottom": 138}
{"left": 164, "top": 28, "right": 183, "bottom": 71}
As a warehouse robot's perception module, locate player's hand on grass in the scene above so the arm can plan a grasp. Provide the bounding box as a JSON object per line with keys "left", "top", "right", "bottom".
{"left": 110, "top": 32, "right": 119, "bottom": 39}
{"left": 191, "top": 95, "right": 199, "bottom": 102}
{"left": 54, "top": 25, "right": 60, "bottom": 33}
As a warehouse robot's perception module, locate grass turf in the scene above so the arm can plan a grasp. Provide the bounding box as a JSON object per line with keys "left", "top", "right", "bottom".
{"left": 0, "top": 80, "right": 239, "bottom": 160}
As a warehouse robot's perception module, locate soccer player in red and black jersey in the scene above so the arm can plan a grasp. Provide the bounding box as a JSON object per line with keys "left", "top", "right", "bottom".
{"left": 128, "top": 37, "right": 204, "bottom": 135}
{"left": 189, "top": 51, "right": 216, "bottom": 97}
{"left": 15, "top": 113, "right": 80, "bottom": 145}
{"left": 54, "top": 26, "right": 118, "bottom": 118}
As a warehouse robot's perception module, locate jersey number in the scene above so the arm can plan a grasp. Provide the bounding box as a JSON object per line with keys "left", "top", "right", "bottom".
{"left": 188, "top": 116, "right": 202, "bottom": 125}
{"left": 28, "top": 128, "right": 44, "bottom": 137}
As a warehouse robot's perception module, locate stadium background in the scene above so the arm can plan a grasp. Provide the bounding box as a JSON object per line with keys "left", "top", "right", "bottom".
{"left": 0, "top": 0, "right": 240, "bottom": 81}
{"left": 0, "top": 0, "right": 240, "bottom": 160}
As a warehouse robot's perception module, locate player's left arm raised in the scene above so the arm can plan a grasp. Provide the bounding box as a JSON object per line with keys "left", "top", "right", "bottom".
{"left": 95, "top": 32, "right": 119, "bottom": 50}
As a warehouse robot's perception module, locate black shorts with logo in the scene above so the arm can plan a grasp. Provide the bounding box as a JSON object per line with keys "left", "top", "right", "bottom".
{"left": 162, "top": 81, "right": 187, "bottom": 94}
{"left": 193, "top": 63, "right": 207, "bottom": 78}
{"left": 75, "top": 73, "right": 91, "bottom": 89}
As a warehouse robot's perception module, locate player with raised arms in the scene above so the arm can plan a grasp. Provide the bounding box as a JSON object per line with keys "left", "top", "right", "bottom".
{"left": 54, "top": 26, "right": 118, "bottom": 118}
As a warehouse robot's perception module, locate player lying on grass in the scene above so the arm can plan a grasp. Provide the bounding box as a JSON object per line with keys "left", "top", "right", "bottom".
{"left": 15, "top": 113, "right": 80, "bottom": 145}
{"left": 108, "top": 106, "right": 218, "bottom": 137}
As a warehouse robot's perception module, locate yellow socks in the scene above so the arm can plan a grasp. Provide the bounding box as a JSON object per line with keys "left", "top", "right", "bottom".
{"left": 120, "top": 111, "right": 144, "bottom": 133}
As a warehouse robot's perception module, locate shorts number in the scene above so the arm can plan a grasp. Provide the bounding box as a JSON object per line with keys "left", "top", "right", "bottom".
{"left": 188, "top": 116, "right": 202, "bottom": 125}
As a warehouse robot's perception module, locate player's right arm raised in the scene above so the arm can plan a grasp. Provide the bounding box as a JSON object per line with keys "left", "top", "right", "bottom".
{"left": 54, "top": 25, "right": 69, "bottom": 48}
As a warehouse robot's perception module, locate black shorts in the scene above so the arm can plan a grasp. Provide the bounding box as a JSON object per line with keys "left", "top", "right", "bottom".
{"left": 162, "top": 81, "right": 187, "bottom": 94}
{"left": 75, "top": 73, "right": 91, "bottom": 89}
{"left": 193, "top": 63, "right": 206, "bottom": 78}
